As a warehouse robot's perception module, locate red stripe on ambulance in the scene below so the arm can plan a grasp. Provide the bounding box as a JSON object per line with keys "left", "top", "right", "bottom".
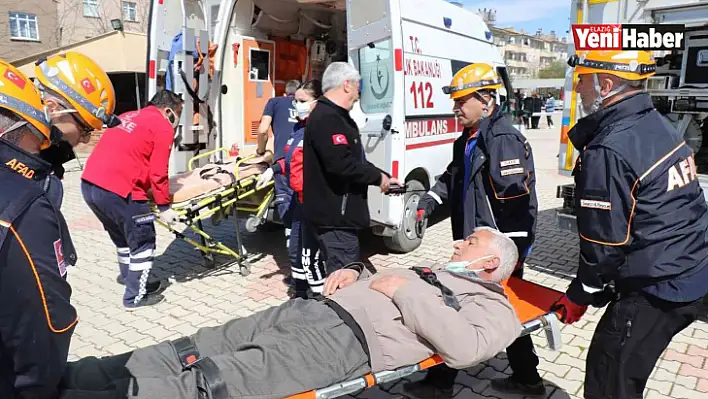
{"left": 405, "top": 117, "right": 460, "bottom": 150}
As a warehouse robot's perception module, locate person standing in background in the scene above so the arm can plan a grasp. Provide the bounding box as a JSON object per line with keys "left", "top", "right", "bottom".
{"left": 256, "top": 80, "right": 301, "bottom": 279}
{"left": 530, "top": 93, "right": 543, "bottom": 129}
{"left": 545, "top": 94, "right": 555, "bottom": 128}
{"left": 257, "top": 80, "right": 327, "bottom": 298}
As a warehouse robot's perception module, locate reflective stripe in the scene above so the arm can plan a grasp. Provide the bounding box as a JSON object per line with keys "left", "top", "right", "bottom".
{"left": 129, "top": 260, "right": 153, "bottom": 272}
{"left": 582, "top": 283, "right": 604, "bottom": 294}
{"left": 117, "top": 247, "right": 130, "bottom": 264}
{"left": 36, "top": 61, "right": 107, "bottom": 123}
{"left": 132, "top": 248, "right": 155, "bottom": 260}
{"left": 503, "top": 231, "right": 528, "bottom": 238}
{"left": 0, "top": 93, "right": 50, "bottom": 130}
{"left": 133, "top": 269, "right": 151, "bottom": 304}
{"left": 427, "top": 190, "right": 443, "bottom": 205}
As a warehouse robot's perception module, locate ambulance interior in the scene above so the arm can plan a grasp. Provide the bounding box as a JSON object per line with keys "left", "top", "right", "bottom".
{"left": 219, "top": 0, "right": 349, "bottom": 153}
{"left": 154, "top": 0, "right": 352, "bottom": 157}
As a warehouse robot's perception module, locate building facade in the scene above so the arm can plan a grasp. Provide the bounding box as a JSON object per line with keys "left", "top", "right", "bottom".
{"left": 56, "top": 0, "right": 149, "bottom": 46}
{"left": 492, "top": 27, "right": 568, "bottom": 79}
{"left": 476, "top": 7, "right": 568, "bottom": 80}
{"left": 0, "top": 0, "right": 149, "bottom": 60}
{"left": 0, "top": 0, "right": 59, "bottom": 59}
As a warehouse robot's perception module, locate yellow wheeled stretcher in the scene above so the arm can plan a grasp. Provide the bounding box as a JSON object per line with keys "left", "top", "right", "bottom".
{"left": 142, "top": 148, "right": 275, "bottom": 276}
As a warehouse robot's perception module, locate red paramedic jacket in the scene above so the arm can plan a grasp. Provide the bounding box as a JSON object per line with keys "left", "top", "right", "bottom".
{"left": 81, "top": 106, "right": 175, "bottom": 206}
{"left": 273, "top": 125, "right": 305, "bottom": 202}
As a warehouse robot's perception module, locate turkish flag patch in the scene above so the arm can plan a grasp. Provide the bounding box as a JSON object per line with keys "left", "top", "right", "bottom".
{"left": 81, "top": 78, "right": 96, "bottom": 94}
{"left": 332, "top": 134, "right": 348, "bottom": 145}
{"left": 53, "top": 239, "right": 67, "bottom": 277}
{"left": 4, "top": 69, "right": 26, "bottom": 89}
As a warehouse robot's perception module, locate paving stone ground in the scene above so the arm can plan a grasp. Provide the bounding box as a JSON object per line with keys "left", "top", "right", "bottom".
{"left": 62, "top": 117, "right": 708, "bottom": 399}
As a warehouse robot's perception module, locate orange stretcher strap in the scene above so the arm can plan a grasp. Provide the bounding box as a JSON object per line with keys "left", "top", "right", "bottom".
{"left": 281, "top": 276, "right": 563, "bottom": 399}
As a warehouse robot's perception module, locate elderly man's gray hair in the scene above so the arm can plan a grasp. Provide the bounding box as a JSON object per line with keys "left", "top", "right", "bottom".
{"left": 475, "top": 226, "right": 519, "bottom": 283}
{"left": 322, "top": 62, "right": 361, "bottom": 93}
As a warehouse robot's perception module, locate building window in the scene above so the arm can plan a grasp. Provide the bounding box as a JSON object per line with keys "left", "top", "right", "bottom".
{"left": 83, "top": 0, "right": 99, "bottom": 17}
{"left": 9, "top": 12, "right": 38, "bottom": 41}
{"left": 122, "top": 1, "right": 137, "bottom": 21}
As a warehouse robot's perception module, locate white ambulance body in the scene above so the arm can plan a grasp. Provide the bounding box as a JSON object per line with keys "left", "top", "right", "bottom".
{"left": 146, "top": 0, "right": 513, "bottom": 252}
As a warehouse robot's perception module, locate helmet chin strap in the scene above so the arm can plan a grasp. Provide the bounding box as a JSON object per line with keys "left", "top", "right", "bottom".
{"left": 590, "top": 73, "right": 626, "bottom": 113}
{"left": 480, "top": 96, "right": 494, "bottom": 120}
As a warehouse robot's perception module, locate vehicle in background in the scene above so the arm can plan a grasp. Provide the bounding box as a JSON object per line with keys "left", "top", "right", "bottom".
{"left": 146, "top": 0, "right": 514, "bottom": 252}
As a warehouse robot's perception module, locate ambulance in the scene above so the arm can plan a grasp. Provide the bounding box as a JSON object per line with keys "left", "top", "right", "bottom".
{"left": 146, "top": 0, "right": 514, "bottom": 253}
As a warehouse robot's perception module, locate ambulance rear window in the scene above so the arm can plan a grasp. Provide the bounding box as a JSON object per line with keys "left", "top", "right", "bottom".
{"left": 350, "top": 0, "right": 388, "bottom": 30}
{"left": 358, "top": 38, "right": 394, "bottom": 114}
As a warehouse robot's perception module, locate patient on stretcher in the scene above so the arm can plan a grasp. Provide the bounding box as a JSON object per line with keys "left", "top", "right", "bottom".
{"left": 153, "top": 152, "right": 273, "bottom": 204}
{"left": 58, "top": 227, "right": 522, "bottom": 399}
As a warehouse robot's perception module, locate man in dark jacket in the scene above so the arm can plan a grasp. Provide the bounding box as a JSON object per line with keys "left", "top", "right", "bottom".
{"left": 407, "top": 63, "right": 541, "bottom": 397}
{"left": 555, "top": 50, "right": 708, "bottom": 399}
{"left": 303, "top": 62, "right": 399, "bottom": 273}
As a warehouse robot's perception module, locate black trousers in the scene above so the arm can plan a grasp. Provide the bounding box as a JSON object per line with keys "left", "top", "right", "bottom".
{"left": 425, "top": 266, "right": 542, "bottom": 387}
{"left": 585, "top": 291, "right": 708, "bottom": 399}
{"left": 314, "top": 228, "right": 360, "bottom": 273}
{"left": 531, "top": 116, "right": 540, "bottom": 129}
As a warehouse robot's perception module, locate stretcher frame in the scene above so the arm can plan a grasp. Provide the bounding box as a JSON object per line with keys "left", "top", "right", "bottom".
{"left": 284, "top": 276, "right": 564, "bottom": 399}
{"left": 151, "top": 149, "right": 275, "bottom": 276}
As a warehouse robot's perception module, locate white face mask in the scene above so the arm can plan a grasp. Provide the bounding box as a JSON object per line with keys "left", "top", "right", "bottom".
{"left": 295, "top": 101, "right": 312, "bottom": 120}
{"left": 443, "top": 255, "right": 495, "bottom": 277}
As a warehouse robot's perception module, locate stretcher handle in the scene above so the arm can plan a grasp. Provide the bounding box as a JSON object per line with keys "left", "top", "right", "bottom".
{"left": 188, "top": 147, "right": 230, "bottom": 171}
{"left": 231, "top": 153, "right": 263, "bottom": 181}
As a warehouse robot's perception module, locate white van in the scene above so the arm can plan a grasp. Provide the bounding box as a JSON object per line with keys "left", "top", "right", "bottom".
{"left": 146, "top": 0, "right": 513, "bottom": 253}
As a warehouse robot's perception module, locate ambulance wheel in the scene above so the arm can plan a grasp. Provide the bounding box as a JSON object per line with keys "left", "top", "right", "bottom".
{"left": 384, "top": 180, "right": 425, "bottom": 254}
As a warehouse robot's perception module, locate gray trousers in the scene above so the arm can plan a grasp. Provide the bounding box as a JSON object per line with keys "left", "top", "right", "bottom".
{"left": 59, "top": 299, "right": 371, "bottom": 399}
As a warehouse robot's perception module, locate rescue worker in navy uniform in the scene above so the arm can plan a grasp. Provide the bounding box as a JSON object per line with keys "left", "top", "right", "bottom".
{"left": 553, "top": 50, "right": 708, "bottom": 399}
{"left": 302, "top": 62, "right": 399, "bottom": 273}
{"left": 407, "top": 63, "right": 541, "bottom": 397}
{"left": 0, "top": 61, "right": 79, "bottom": 398}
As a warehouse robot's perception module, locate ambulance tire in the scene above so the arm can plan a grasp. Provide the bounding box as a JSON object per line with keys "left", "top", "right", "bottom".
{"left": 384, "top": 179, "right": 425, "bottom": 254}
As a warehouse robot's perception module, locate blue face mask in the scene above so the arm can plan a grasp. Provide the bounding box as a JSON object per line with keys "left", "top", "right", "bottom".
{"left": 443, "top": 255, "right": 495, "bottom": 277}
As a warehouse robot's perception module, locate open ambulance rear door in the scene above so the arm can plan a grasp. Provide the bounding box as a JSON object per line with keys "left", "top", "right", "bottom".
{"left": 346, "top": 0, "right": 405, "bottom": 232}
{"left": 146, "top": 0, "right": 215, "bottom": 174}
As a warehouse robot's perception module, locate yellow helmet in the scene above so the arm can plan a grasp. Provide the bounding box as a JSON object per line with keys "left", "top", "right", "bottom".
{"left": 0, "top": 60, "right": 52, "bottom": 149}
{"left": 567, "top": 50, "right": 656, "bottom": 81}
{"left": 442, "top": 63, "right": 502, "bottom": 100}
{"left": 34, "top": 51, "right": 120, "bottom": 130}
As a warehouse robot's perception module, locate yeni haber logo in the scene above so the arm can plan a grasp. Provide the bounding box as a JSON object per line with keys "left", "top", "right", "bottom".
{"left": 572, "top": 24, "right": 685, "bottom": 51}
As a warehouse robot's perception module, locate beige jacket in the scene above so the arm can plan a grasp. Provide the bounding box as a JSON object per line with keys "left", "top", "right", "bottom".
{"left": 330, "top": 264, "right": 522, "bottom": 373}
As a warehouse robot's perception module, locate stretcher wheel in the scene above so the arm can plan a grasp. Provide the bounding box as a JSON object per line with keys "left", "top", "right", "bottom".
{"left": 203, "top": 253, "right": 216, "bottom": 269}
{"left": 245, "top": 216, "right": 261, "bottom": 233}
{"left": 240, "top": 261, "right": 251, "bottom": 276}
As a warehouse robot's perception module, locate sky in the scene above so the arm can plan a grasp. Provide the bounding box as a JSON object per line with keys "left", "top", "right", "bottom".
{"left": 458, "top": 0, "right": 572, "bottom": 37}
